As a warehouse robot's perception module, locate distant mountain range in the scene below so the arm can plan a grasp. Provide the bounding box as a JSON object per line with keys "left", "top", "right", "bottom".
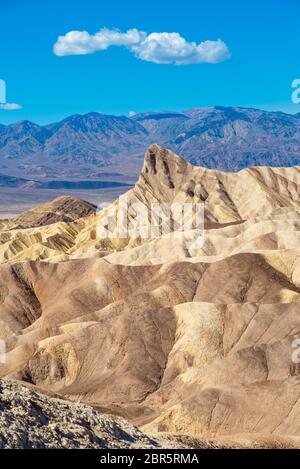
{"left": 1, "top": 106, "right": 300, "bottom": 182}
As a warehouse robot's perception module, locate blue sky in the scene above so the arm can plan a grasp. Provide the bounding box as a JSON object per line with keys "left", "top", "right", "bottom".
{"left": 1, "top": 0, "right": 300, "bottom": 124}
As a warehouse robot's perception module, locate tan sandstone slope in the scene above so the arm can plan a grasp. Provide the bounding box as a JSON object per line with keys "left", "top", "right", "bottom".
{"left": 0, "top": 144, "right": 300, "bottom": 447}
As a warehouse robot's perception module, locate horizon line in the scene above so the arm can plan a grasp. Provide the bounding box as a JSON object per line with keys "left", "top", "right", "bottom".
{"left": 1, "top": 104, "right": 299, "bottom": 127}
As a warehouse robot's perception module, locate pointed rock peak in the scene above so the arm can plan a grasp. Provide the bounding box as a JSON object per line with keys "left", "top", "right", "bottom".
{"left": 140, "top": 144, "right": 191, "bottom": 191}
{"left": 144, "top": 144, "right": 187, "bottom": 166}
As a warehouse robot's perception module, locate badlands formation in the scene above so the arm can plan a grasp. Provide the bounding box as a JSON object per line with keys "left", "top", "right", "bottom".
{"left": 0, "top": 144, "right": 300, "bottom": 448}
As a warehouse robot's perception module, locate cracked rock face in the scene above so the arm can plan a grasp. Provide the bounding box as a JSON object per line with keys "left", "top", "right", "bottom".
{"left": 0, "top": 379, "right": 160, "bottom": 449}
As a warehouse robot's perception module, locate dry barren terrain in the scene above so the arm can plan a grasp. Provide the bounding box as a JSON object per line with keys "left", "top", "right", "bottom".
{"left": 0, "top": 144, "right": 300, "bottom": 448}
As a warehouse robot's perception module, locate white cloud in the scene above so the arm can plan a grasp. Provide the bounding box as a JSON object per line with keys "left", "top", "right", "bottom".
{"left": 0, "top": 103, "right": 22, "bottom": 110}
{"left": 132, "top": 33, "right": 230, "bottom": 65}
{"left": 53, "top": 28, "right": 231, "bottom": 65}
{"left": 128, "top": 110, "right": 136, "bottom": 117}
{"left": 54, "top": 28, "right": 146, "bottom": 56}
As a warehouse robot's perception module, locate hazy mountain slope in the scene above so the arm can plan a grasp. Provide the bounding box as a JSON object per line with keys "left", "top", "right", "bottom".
{"left": 170, "top": 106, "right": 300, "bottom": 170}
{"left": 0, "top": 113, "right": 149, "bottom": 179}
{"left": 43, "top": 112, "right": 149, "bottom": 162}
{"left": 1, "top": 107, "right": 300, "bottom": 180}
{"left": 132, "top": 111, "right": 190, "bottom": 142}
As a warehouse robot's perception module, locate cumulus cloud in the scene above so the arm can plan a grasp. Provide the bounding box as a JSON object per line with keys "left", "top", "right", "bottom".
{"left": 132, "top": 33, "right": 230, "bottom": 65}
{"left": 54, "top": 28, "right": 146, "bottom": 56}
{"left": 0, "top": 103, "right": 22, "bottom": 110}
{"left": 53, "top": 28, "right": 230, "bottom": 65}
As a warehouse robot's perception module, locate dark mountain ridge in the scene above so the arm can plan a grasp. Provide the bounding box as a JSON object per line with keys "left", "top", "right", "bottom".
{"left": 1, "top": 106, "right": 300, "bottom": 180}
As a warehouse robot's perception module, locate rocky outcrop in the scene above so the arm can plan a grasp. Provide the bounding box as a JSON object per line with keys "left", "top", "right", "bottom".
{"left": 6, "top": 195, "right": 97, "bottom": 229}
{"left": 0, "top": 379, "right": 160, "bottom": 449}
